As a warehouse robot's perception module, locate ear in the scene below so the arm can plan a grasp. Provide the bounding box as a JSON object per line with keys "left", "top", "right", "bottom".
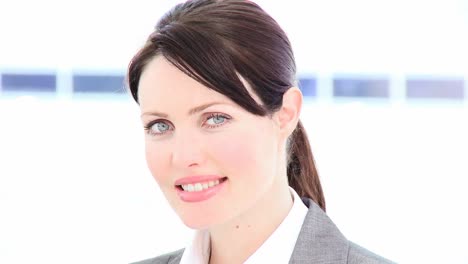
{"left": 276, "top": 87, "right": 302, "bottom": 139}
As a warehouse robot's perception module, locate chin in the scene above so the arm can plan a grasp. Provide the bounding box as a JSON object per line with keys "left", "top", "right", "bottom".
{"left": 176, "top": 206, "right": 230, "bottom": 230}
{"left": 183, "top": 220, "right": 209, "bottom": 230}
{"left": 179, "top": 212, "right": 220, "bottom": 230}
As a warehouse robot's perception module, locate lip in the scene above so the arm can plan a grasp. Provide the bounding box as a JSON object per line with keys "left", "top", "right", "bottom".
{"left": 174, "top": 175, "right": 228, "bottom": 203}
{"left": 174, "top": 175, "right": 225, "bottom": 186}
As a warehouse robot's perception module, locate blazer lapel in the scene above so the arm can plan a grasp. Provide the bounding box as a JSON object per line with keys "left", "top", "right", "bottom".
{"left": 168, "top": 256, "right": 183, "bottom": 264}
{"left": 167, "top": 249, "right": 184, "bottom": 264}
{"left": 289, "top": 198, "right": 349, "bottom": 264}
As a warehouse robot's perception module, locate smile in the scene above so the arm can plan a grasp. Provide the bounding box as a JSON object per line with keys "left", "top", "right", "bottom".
{"left": 180, "top": 179, "right": 223, "bottom": 192}
{"left": 175, "top": 176, "right": 228, "bottom": 202}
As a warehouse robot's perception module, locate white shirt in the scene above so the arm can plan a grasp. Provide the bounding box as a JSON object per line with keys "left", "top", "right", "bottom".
{"left": 180, "top": 187, "right": 308, "bottom": 264}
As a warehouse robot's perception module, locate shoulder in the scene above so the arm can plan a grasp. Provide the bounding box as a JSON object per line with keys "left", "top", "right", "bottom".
{"left": 131, "top": 248, "right": 185, "bottom": 264}
{"left": 347, "top": 242, "right": 395, "bottom": 264}
{"left": 295, "top": 198, "right": 395, "bottom": 263}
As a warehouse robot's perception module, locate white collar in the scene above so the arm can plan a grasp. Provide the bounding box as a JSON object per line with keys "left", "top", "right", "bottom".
{"left": 180, "top": 187, "right": 308, "bottom": 264}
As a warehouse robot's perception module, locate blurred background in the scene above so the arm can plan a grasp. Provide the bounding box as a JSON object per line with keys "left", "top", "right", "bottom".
{"left": 1, "top": 0, "right": 467, "bottom": 263}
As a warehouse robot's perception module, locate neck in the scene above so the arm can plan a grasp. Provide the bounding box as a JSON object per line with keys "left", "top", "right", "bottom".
{"left": 208, "top": 176, "right": 293, "bottom": 264}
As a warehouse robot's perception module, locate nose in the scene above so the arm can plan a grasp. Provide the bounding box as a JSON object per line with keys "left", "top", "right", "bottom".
{"left": 171, "top": 131, "right": 206, "bottom": 169}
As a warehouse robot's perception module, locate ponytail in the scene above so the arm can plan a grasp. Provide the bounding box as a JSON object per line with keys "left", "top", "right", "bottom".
{"left": 287, "top": 120, "right": 326, "bottom": 211}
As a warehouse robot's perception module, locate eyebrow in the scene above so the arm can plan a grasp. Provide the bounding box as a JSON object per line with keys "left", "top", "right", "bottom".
{"left": 141, "top": 102, "right": 228, "bottom": 118}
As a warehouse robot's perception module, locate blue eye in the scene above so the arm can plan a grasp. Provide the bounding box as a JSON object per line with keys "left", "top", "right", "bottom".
{"left": 145, "top": 120, "right": 172, "bottom": 135}
{"left": 205, "top": 114, "right": 231, "bottom": 128}
{"left": 208, "top": 115, "right": 225, "bottom": 125}
{"left": 153, "top": 122, "right": 170, "bottom": 132}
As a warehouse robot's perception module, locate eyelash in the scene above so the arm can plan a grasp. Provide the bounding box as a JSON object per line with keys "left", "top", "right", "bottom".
{"left": 143, "top": 113, "right": 232, "bottom": 136}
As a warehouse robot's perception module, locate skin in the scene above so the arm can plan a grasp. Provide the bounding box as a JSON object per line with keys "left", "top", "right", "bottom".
{"left": 138, "top": 55, "right": 303, "bottom": 263}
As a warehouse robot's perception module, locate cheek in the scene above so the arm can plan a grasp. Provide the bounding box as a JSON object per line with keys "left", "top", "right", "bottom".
{"left": 210, "top": 138, "right": 250, "bottom": 166}
{"left": 209, "top": 129, "right": 277, "bottom": 179}
{"left": 144, "top": 141, "right": 170, "bottom": 185}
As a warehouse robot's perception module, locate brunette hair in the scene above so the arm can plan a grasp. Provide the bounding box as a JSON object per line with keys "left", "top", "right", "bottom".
{"left": 127, "top": 0, "right": 325, "bottom": 211}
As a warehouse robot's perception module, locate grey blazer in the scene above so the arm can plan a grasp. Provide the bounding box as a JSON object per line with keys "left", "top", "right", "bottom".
{"left": 132, "top": 198, "right": 394, "bottom": 264}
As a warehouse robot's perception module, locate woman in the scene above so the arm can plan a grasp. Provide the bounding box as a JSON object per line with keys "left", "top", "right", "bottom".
{"left": 127, "top": 0, "right": 393, "bottom": 263}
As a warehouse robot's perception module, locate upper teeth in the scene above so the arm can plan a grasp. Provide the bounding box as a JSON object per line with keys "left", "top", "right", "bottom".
{"left": 181, "top": 180, "right": 220, "bottom": 192}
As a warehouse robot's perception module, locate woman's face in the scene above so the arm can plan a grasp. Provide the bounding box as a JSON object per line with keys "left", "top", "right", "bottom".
{"left": 138, "top": 56, "right": 283, "bottom": 229}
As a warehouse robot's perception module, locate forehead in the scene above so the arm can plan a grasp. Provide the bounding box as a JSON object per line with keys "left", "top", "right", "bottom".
{"left": 138, "top": 56, "right": 233, "bottom": 110}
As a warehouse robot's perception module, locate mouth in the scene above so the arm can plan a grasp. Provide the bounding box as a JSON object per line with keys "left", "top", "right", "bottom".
{"left": 175, "top": 177, "right": 228, "bottom": 192}
{"left": 175, "top": 176, "right": 228, "bottom": 203}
